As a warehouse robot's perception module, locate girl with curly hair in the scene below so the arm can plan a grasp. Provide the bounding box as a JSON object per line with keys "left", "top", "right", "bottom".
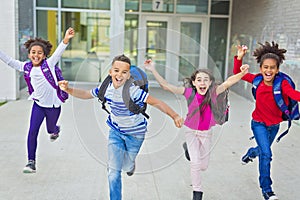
{"left": 0, "top": 27, "right": 75, "bottom": 173}
{"left": 234, "top": 41, "right": 300, "bottom": 200}
{"left": 144, "top": 59, "right": 248, "bottom": 200}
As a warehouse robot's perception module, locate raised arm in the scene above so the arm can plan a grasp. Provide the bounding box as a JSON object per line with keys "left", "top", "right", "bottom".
{"left": 146, "top": 94, "right": 183, "bottom": 128}
{"left": 58, "top": 80, "right": 93, "bottom": 99}
{"left": 48, "top": 27, "right": 75, "bottom": 67}
{"left": 0, "top": 49, "right": 24, "bottom": 71}
{"left": 216, "top": 64, "right": 249, "bottom": 95}
{"left": 144, "top": 59, "right": 185, "bottom": 95}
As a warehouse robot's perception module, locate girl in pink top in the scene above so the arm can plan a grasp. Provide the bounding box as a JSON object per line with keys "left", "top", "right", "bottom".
{"left": 144, "top": 60, "right": 248, "bottom": 200}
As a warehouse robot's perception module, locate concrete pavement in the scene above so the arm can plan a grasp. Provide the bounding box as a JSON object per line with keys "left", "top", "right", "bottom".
{"left": 0, "top": 87, "right": 299, "bottom": 200}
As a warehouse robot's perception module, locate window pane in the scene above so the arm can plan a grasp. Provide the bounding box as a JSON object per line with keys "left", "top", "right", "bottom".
{"left": 142, "top": 0, "right": 174, "bottom": 13}
{"left": 208, "top": 18, "right": 228, "bottom": 80}
{"left": 145, "top": 21, "right": 168, "bottom": 79}
{"left": 126, "top": 0, "right": 139, "bottom": 12}
{"left": 62, "top": 0, "right": 110, "bottom": 10}
{"left": 176, "top": 0, "right": 208, "bottom": 14}
{"left": 60, "top": 12, "right": 111, "bottom": 82}
{"left": 179, "top": 22, "right": 201, "bottom": 80}
{"left": 211, "top": 0, "right": 230, "bottom": 15}
{"left": 36, "top": 10, "right": 58, "bottom": 46}
{"left": 36, "top": 0, "right": 57, "bottom": 7}
{"left": 124, "top": 15, "right": 139, "bottom": 65}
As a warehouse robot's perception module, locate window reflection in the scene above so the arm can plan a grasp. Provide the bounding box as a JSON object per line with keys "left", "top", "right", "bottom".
{"left": 176, "top": 0, "right": 208, "bottom": 14}
{"left": 179, "top": 22, "right": 201, "bottom": 80}
{"left": 36, "top": 0, "right": 57, "bottom": 7}
{"left": 124, "top": 14, "right": 139, "bottom": 65}
{"left": 211, "top": 0, "right": 230, "bottom": 15}
{"left": 62, "top": 0, "right": 110, "bottom": 10}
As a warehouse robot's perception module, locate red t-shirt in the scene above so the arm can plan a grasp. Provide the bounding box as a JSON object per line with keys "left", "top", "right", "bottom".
{"left": 233, "top": 56, "right": 300, "bottom": 126}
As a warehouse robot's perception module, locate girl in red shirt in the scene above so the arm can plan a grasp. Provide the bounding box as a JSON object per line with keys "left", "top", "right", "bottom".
{"left": 233, "top": 41, "right": 300, "bottom": 200}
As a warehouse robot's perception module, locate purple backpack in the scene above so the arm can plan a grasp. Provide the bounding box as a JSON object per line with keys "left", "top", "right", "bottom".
{"left": 23, "top": 60, "right": 68, "bottom": 103}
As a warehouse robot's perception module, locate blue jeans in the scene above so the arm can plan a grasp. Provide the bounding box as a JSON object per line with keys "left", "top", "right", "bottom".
{"left": 245, "top": 120, "right": 280, "bottom": 194}
{"left": 107, "top": 129, "right": 145, "bottom": 200}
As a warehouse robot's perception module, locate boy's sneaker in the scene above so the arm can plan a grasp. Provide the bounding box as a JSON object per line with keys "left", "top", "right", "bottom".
{"left": 182, "top": 142, "right": 190, "bottom": 161}
{"left": 263, "top": 191, "right": 279, "bottom": 200}
{"left": 241, "top": 154, "right": 253, "bottom": 165}
{"left": 23, "top": 160, "right": 36, "bottom": 173}
{"left": 50, "top": 126, "right": 60, "bottom": 142}
{"left": 127, "top": 164, "right": 135, "bottom": 176}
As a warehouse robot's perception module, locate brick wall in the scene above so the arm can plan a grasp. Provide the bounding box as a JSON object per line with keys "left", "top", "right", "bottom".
{"left": 229, "top": 0, "right": 300, "bottom": 100}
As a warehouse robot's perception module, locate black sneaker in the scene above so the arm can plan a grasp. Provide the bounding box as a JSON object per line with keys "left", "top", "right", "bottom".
{"left": 50, "top": 133, "right": 59, "bottom": 142}
{"left": 50, "top": 126, "right": 60, "bottom": 142}
{"left": 263, "top": 191, "right": 279, "bottom": 200}
{"left": 182, "top": 142, "right": 190, "bottom": 161}
{"left": 127, "top": 164, "right": 135, "bottom": 176}
{"left": 23, "top": 160, "right": 36, "bottom": 173}
{"left": 241, "top": 154, "right": 253, "bottom": 165}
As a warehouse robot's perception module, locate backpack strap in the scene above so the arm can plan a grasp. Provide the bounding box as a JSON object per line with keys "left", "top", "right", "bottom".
{"left": 54, "top": 65, "right": 69, "bottom": 102}
{"left": 273, "top": 72, "right": 300, "bottom": 142}
{"left": 186, "top": 88, "right": 200, "bottom": 119}
{"left": 23, "top": 62, "right": 34, "bottom": 94}
{"left": 97, "top": 75, "right": 112, "bottom": 114}
{"left": 251, "top": 74, "right": 263, "bottom": 99}
{"left": 40, "top": 60, "right": 58, "bottom": 90}
{"left": 187, "top": 88, "right": 196, "bottom": 106}
{"left": 122, "top": 77, "right": 149, "bottom": 119}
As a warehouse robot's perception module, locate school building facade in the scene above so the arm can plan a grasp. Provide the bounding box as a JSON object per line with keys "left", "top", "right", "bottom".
{"left": 0, "top": 0, "right": 300, "bottom": 101}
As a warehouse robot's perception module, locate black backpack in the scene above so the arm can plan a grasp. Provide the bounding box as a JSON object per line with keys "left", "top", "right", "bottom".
{"left": 186, "top": 87, "right": 229, "bottom": 125}
{"left": 97, "top": 65, "right": 149, "bottom": 119}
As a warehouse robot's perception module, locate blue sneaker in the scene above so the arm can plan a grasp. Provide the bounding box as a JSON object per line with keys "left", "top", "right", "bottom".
{"left": 263, "top": 191, "right": 279, "bottom": 200}
{"left": 241, "top": 154, "right": 253, "bottom": 165}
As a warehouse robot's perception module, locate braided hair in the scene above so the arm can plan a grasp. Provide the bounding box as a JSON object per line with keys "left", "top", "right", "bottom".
{"left": 24, "top": 37, "right": 53, "bottom": 57}
{"left": 253, "top": 41, "right": 287, "bottom": 68}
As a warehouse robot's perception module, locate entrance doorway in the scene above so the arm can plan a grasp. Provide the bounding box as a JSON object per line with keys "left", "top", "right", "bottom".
{"left": 138, "top": 15, "right": 208, "bottom": 85}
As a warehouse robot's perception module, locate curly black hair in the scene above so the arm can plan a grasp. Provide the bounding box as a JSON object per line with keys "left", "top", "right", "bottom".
{"left": 253, "top": 41, "right": 287, "bottom": 67}
{"left": 24, "top": 37, "right": 53, "bottom": 57}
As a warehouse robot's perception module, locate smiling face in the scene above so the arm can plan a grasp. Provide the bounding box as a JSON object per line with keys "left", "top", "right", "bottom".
{"left": 28, "top": 45, "right": 46, "bottom": 66}
{"left": 192, "top": 72, "right": 212, "bottom": 95}
{"left": 259, "top": 58, "right": 279, "bottom": 86}
{"left": 109, "top": 60, "right": 131, "bottom": 89}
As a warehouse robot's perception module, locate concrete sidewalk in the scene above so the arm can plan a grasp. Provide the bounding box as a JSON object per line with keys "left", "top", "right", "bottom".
{"left": 0, "top": 87, "right": 299, "bottom": 200}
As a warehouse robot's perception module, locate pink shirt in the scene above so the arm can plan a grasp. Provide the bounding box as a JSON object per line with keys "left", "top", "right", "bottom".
{"left": 184, "top": 88, "right": 216, "bottom": 130}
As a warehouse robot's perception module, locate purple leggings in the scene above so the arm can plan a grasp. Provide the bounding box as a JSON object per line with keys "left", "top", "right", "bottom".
{"left": 27, "top": 102, "right": 61, "bottom": 161}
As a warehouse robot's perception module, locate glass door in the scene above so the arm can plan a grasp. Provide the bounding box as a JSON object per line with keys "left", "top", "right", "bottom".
{"left": 138, "top": 15, "right": 208, "bottom": 84}
{"left": 178, "top": 18, "right": 208, "bottom": 81}
{"left": 138, "top": 16, "right": 170, "bottom": 82}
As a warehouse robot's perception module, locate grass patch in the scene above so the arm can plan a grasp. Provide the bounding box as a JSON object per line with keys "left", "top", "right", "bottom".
{"left": 0, "top": 101, "right": 7, "bottom": 106}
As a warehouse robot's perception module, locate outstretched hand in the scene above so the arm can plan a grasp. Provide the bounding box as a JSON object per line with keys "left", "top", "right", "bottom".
{"left": 58, "top": 80, "right": 69, "bottom": 92}
{"left": 236, "top": 45, "right": 248, "bottom": 60}
{"left": 240, "top": 64, "right": 249, "bottom": 74}
{"left": 144, "top": 59, "right": 155, "bottom": 72}
{"left": 173, "top": 115, "right": 184, "bottom": 128}
{"left": 63, "top": 27, "right": 75, "bottom": 44}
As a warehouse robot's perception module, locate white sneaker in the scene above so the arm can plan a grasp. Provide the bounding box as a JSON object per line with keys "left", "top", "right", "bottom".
{"left": 23, "top": 160, "right": 36, "bottom": 173}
